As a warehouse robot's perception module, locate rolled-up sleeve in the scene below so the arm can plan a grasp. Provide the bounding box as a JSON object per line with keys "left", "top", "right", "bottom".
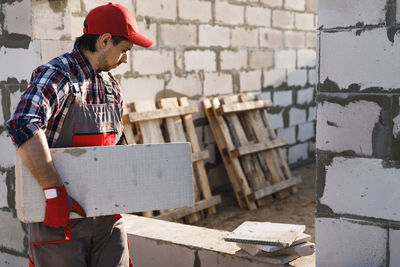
{"left": 7, "top": 66, "right": 69, "bottom": 147}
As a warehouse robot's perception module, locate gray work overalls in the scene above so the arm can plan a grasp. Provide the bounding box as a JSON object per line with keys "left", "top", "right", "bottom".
{"left": 28, "top": 59, "right": 131, "bottom": 267}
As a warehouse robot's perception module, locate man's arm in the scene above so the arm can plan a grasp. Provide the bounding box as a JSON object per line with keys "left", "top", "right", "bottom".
{"left": 17, "top": 129, "right": 62, "bottom": 188}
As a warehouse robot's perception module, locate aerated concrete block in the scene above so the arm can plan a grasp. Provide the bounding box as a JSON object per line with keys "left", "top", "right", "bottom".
{"left": 298, "top": 122, "right": 314, "bottom": 141}
{"left": 316, "top": 217, "right": 387, "bottom": 267}
{"left": 277, "top": 126, "right": 296, "bottom": 145}
{"left": 0, "top": 252, "right": 26, "bottom": 267}
{"left": 184, "top": 50, "right": 216, "bottom": 71}
{"left": 0, "top": 133, "right": 15, "bottom": 169}
{"left": 136, "top": 0, "right": 177, "bottom": 20}
{"left": 220, "top": 50, "right": 247, "bottom": 70}
{"left": 160, "top": 24, "right": 196, "bottom": 46}
{"left": 246, "top": 6, "right": 271, "bottom": 27}
{"left": 199, "top": 25, "right": 230, "bottom": 47}
{"left": 263, "top": 69, "right": 286, "bottom": 87}
{"left": 320, "top": 28, "right": 400, "bottom": 90}
{"left": 0, "top": 172, "right": 7, "bottom": 208}
{"left": 289, "top": 107, "right": 307, "bottom": 126}
{"left": 288, "top": 142, "right": 308, "bottom": 163}
{"left": 167, "top": 74, "right": 202, "bottom": 97}
{"left": 231, "top": 27, "right": 259, "bottom": 47}
{"left": 389, "top": 229, "right": 400, "bottom": 267}
{"left": 178, "top": 0, "right": 212, "bottom": 23}
{"left": 287, "top": 69, "right": 307, "bottom": 86}
{"left": 133, "top": 50, "right": 174, "bottom": 75}
{"left": 240, "top": 70, "right": 262, "bottom": 92}
{"left": 119, "top": 76, "right": 164, "bottom": 103}
{"left": 0, "top": 211, "right": 26, "bottom": 253}
{"left": 203, "top": 72, "right": 233, "bottom": 95}
{"left": 297, "top": 87, "right": 314, "bottom": 104}
{"left": 269, "top": 112, "right": 284, "bottom": 129}
{"left": 2, "top": 0, "right": 31, "bottom": 36}
{"left": 16, "top": 144, "right": 193, "bottom": 223}
{"left": 273, "top": 90, "right": 292, "bottom": 106}
{"left": 215, "top": 2, "right": 244, "bottom": 25}
{"left": 320, "top": 157, "right": 400, "bottom": 221}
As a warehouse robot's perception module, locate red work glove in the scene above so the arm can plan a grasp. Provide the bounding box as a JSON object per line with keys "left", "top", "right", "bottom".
{"left": 43, "top": 185, "right": 86, "bottom": 228}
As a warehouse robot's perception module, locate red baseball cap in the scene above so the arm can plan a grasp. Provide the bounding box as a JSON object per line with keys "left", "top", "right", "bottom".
{"left": 84, "top": 2, "right": 153, "bottom": 47}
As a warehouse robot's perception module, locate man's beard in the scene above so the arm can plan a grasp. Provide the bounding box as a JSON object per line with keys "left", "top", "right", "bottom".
{"left": 97, "top": 53, "right": 121, "bottom": 72}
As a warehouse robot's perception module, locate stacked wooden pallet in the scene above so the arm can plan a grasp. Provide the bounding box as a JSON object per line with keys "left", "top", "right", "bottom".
{"left": 225, "top": 221, "right": 315, "bottom": 265}
{"left": 202, "top": 93, "right": 301, "bottom": 210}
{"left": 123, "top": 97, "right": 221, "bottom": 223}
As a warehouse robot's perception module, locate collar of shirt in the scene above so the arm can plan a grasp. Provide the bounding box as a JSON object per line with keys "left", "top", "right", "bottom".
{"left": 72, "top": 46, "right": 97, "bottom": 81}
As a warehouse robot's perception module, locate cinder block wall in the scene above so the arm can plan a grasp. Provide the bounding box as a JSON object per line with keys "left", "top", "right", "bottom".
{"left": 0, "top": 0, "right": 316, "bottom": 264}
{"left": 317, "top": 0, "right": 400, "bottom": 266}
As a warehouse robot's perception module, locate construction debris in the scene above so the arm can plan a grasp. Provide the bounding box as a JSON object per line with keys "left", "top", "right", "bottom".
{"left": 225, "top": 221, "right": 315, "bottom": 264}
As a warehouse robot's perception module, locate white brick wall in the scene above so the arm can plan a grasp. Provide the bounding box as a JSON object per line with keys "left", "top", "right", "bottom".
{"left": 284, "top": 31, "right": 306, "bottom": 48}
{"left": 0, "top": 133, "right": 16, "bottom": 169}
{"left": 260, "top": 0, "right": 283, "bottom": 8}
{"left": 184, "top": 50, "right": 216, "bottom": 72}
{"left": 263, "top": 69, "right": 286, "bottom": 87}
{"left": 284, "top": 0, "right": 305, "bottom": 11}
{"left": 160, "top": 24, "right": 197, "bottom": 46}
{"left": 133, "top": 50, "right": 174, "bottom": 75}
{"left": 0, "top": 252, "right": 26, "bottom": 267}
{"left": 320, "top": 157, "right": 400, "bottom": 221}
{"left": 136, "top": 0, "right": 177, "bottom": 20}
{"left": 288, "top": 142, "right": 308, "bottom": 162}
{"left": 203, "top": 72, "right": 233, "bottom": 96}
{"left": 199, "top": 25, "right": 230, "bottom": 47}
{"left": 220, "top": 50, "right": 247, "bottom": 70}
{"left": 298, "top": 122, "right": 314, "bottom": 141}
{"left": 137, "top": 21, "right": 157, "bottom": 46}
{"left": 277, "top": 126, "right": 296, "bottom": 144}
{"left": 306, "top": 0, "right": 317, "bottom": 13}
{"left": 320, "top": 28, "right": 400, "bottom": 89}
{"left": 166, "top": 74, "right": 202, "bottom": 97}
{"left": 308, "top": 105, "right": 316, "bottom": 121}
{"left": 249, "top": 50, "right": 274, "bottom": 69}
{"left": 269, "top": 111, "right": 284, "bottom": 129}
{"left": 70, "top": 16, "right": 85, "bottom": 39}
{"left": 298, "top": 49, "right": 316, "bottom": 67}
{"left": 287, "top": 69, "right": 307, "bottom": 86}
{"left": 178, "top": 0, "right": 212, "bottom": 23}
{"left": 3, "top": 0, "right": 31, "bottom": 36}
{"left": 390, "top": 229, "right": 400, "bottom": 267}
{"left": 246, "top": 6, "right": 271, "bottom": 27}
{"left": 231, "top": 27, "right": 259, "bottom": 47}
{"left": 297, "top": 87, "right": 314, "bottom": 104}
{"left": 318, "top": 0, "right": 386, "bottom": 29}
{"left": 260, "top": 91, "right": 271, "bottom": 101}
{"left": 275, "top": 50, "right": 296, "bottom": 69}
{"left": 120, "top": 76, "right": 164, "bottom": 104}
{"left": 306, "top": 32, "right": 317, "bottom": 48}
{"left": 0, "top": 212, "right": 26, "bottom": 253}
{"left": 295, "top": 13, "right": 315, "bottom": 31}
{"left": 273, "top": 90, "right": 292, "bottom": 106}
{"left": 215, "top": 2, "right": 244, "bottom": 25}
{"left": 0, "top": 41, "right": 41, "bottom": 82}
{"left": 40, "top": 40, "right": 74, "bottom": 64}
{"left": 289, "top": 107, "right": 307, "bottom": 126}
{"left": 308, "top": 69, "right": 317, "bottom": 85}
{"left": 259, "top": 29, "right": 284, "bottom": 47}
{"left": 0, "top": 172, "right": 7, "bottom": 208}
{"left": 272, "top": 10, "right": 294, "bottom": 29}
{"left": 316, "top": 217, "right": 387, "bottom": 267}
{"left": 240, "top": 70, "right": 262, "bottom": 92}
{"left": 316, "top": 101, "right": 381, "bottom": 155}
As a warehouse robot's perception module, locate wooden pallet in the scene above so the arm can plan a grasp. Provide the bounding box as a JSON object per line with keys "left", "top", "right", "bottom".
{"left": 202, "top": 93, "right": 300, "bottom": 210}
{"left": 123, "top": 97, "right": 221, "bottom": 223}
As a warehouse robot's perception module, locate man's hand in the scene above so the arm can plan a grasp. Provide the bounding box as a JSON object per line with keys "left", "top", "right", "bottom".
{"left": 43, "top": 185, "right": 86, "bottom": 228}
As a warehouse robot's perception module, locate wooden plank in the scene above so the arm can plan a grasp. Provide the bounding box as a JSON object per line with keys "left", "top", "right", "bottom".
{"left": 15, "top": 144, "right": 194, "bottom": 223}
{"left": 237, "top": 233, "right": 311, "bottom": 255}
{"left": 155, "top": 195, "right": 222, "bottom": 221}
{"left": 128, "top": 105, "right": 198, "bottom": 122}
{"left": 231, "top": 139, "right": 287, "bottom": 158}
{"left": 221, "top": 95, "right": 271, "bottom": 207}
{"left": 180, "top": 97, "right": 217, "bottom": 215}
{"left": 249, "top": 176, "right": 302, "bottom": 201}
{"left": 218, "top": 99, "right": 272, "bottom": 114}
{"left": 210, "top": 98, "right": 257, "bottom": 210}
{"left": 224, "top": 221, "right": 305, "bottom": 247}
{"left": 191, "top": 150, "right": 209, "bottom": 162}
{"left": 159, "top": 97, "right": 201, "bottom": 223}
{"left": 122, "top": 114, "right": 136, "bottom": 144}
{"left": 202, "top": 99, "right": 245, "bottom": 208}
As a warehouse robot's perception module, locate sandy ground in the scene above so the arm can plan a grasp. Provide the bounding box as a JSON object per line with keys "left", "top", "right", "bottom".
{"left": 195, "top": 162, "right": 316, "bottom": 242}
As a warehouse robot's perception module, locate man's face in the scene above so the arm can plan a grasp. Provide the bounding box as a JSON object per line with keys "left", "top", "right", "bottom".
{"left": 98, "top": 39, "right": 134, "bottom": 72}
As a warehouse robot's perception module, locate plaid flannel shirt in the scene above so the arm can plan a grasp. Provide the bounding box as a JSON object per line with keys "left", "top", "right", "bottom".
{"left": 7, "top": 47, "right": 123, "bottom": 148}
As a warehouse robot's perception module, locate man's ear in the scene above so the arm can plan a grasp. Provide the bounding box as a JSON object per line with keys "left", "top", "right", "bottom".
{"left": 98, "top": 33, "right": 113, "bottom": 50}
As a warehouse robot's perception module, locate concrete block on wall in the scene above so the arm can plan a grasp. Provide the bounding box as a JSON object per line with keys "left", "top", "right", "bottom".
{"left": 308, "top": 69, "right": 317, "bottom": 85}
{"left": 295, "top": 13, "right": 315, "bottom": 31}
{"left": 316, "top": 217, "right": 387, "bottom": 267}
{"left": 0, "top": 172, "right": 7, "bottom": 208}
{"left": 284, "top": 31, "right": 306, "bottom": 49}
{"left": 308, "top": 105, "right": 316, "bottom": 121}
{"left": 390, "top": 229, "right": 400, "bottom": 267}
{"left": 320, "top": 157, "right": 400, "bottom": 221}
{"left": 167, "top": 74, "right": 202, "bottom": 97}
{"left": 273, "top": 90, "right": 292, "bottom": 106}
{"left": 0, "top": 93, "right": 4, "bottom": 126}
{"left": 199, "top": 25, "right": 230, "bottom": 47}
{"left": 249, "top": 50, "right": 274, "bottom": 69}
{"left": 287, "top": 69, "right": 307, "bottom": 86}
{"left": 184, "top": 50, "right": 216, "bottom": 72}
{"left": 84, "top": 0, "right": 133, "bottom": 13}
{"left": 220, "top": 50, "right": 247, "bottom": 70}
{"left": 0, "top": 211, "right": 26, "bottom": 253}
{"left": 288, "top": 142, "right": 308, "bottom": 163}
{"left": 275, "top": 50, "right": 296, "bottom": 69}
{"left": 269, "top": 112, "right": 284, "bottom": 129}
{"left": 160, "top": 24, "right": 196, "bottom": 46}
{"left": 133, "top": 50, "right": 174, "bottom": 75}
{"left": 306, "top": 0, "right": 317, "bottom": 13}
{"left": 0, "top": 41, "right": 41, "bottom": 82}
{"left": 284, "top": 0, "right": 305, "bottom": 11}
{"left": 318, "top": 0, "right": 386, "bottom": 29}
{"left": 246, "top": 6, "right": 271, "bottom": 27}
{"left": 0, "top": 252, "right": 26, "bottom": 267}
{"left": 306, "top": 32, "right": 317, "bottom": 48}
{"left": 0, "top": 133, "right": 15, "bottom": 169}
{"left": 277, "top": 126, "right": 296, "bottom": 145}
{"left": 260, "top": 0, "right": 283, "bottom": 8}
{"left": 203, "top": 72, "right": 233, "bottom": 96}
{"left": 120, "top": 76, "right": 164, "bottom": 103}
{"left": 289, "top": 107, "right": 307, "bottom": 126}
{"left": 3, "top": 0, "right": 31, "bottom": 36}
{"left": 263, "top": 69, "right": 286, "bottom": 87}
{"left": 320, "top": 28, "right": 400, "bottom": 90}
{"left": 40, "top": 41, "right": 74, "bottom": 64}
{"left": 297, "top": 49, "right": 316, "bottom": 68}
{"left": 71, "top": 16, "right": 84, "bottom": 39}
{"left": 297, "top": 87, "right": 314, "bottom": 104}
{"left": 137, "top": 21, "right": 157, "bottom": 47}
{"left": 316, "top": 100, "right": 381, "bottom": 155}
{"left": 215, "top": 2, "right": 244, "bottom": 25}
{"left": 240, "top": 70, "right": 262, "bottom": 92}
{"left": 272, "top": 10, "right": 294, "bottom": 29}
{"left": 136, "top": 0, "right": 176, "bottom": 20}
{"left": 178, "top": 0, "right": 212, "bottom": 23}
{"left": 231, "top": 27, "right": 259, "bottom": 47}
{"left": 298, "top": 122, "right": 314, "bottom": 141}
{"left": 260, "top": 29, "right": 284, "bottom": 47}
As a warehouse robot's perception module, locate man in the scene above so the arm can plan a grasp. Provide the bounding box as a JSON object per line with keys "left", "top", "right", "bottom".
{"left": 7, "top": 3, "right": 153, "bottom": 267}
